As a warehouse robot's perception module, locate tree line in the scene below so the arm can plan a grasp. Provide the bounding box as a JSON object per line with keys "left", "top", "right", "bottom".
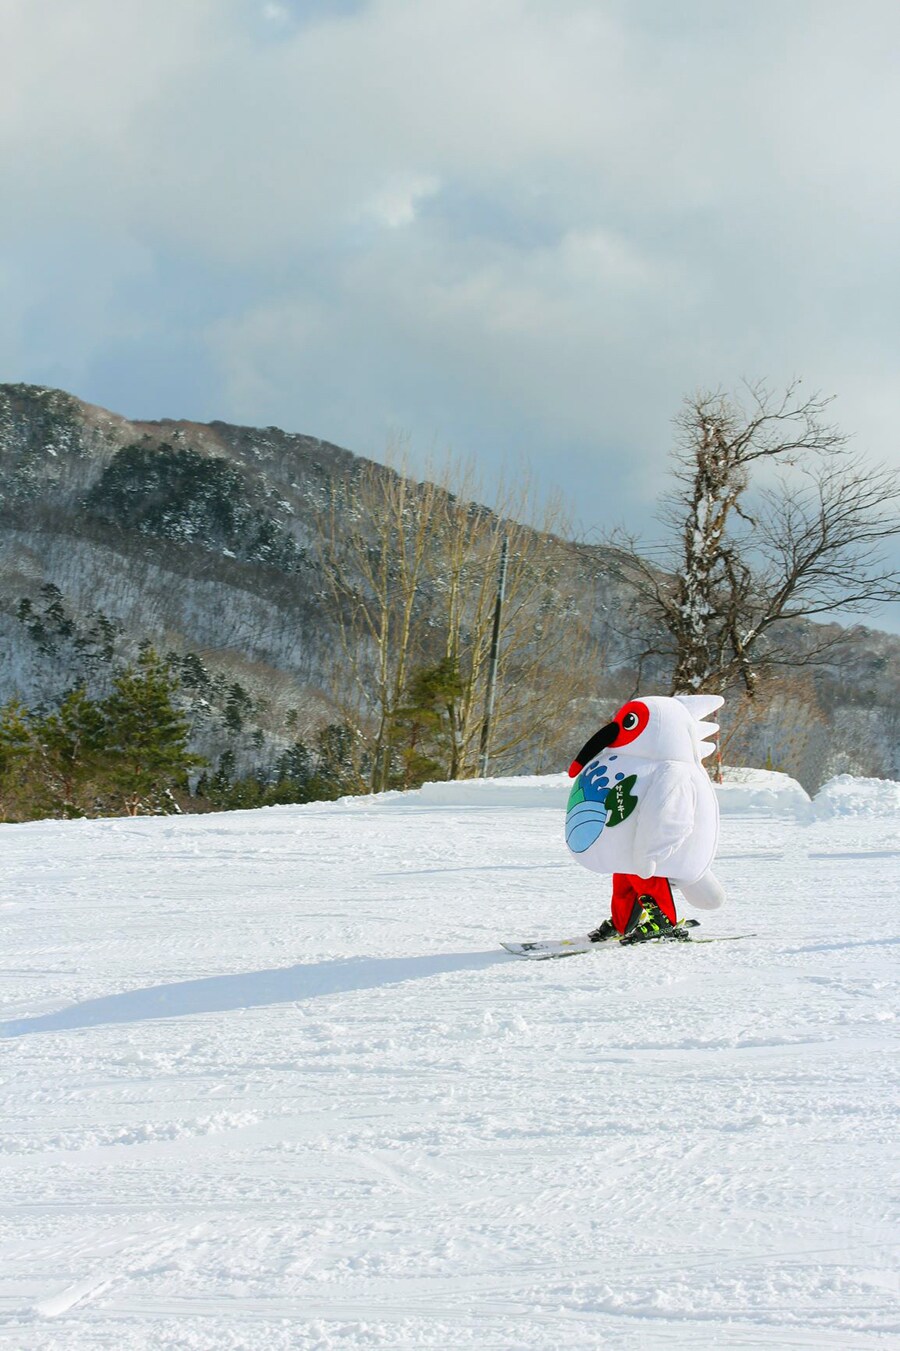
{"left": 0, "top": 647, "right": 505, "bottom": 821}
{"left": 0, "top": 647, "right": 371, "bottom": 822}
{"left": 0, "top": 649, "right": 197, "bottom": 820}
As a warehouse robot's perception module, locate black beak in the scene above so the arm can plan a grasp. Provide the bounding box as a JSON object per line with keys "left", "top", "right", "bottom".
{"left": 568, "top": 721, "right": 619, "bottom": 778}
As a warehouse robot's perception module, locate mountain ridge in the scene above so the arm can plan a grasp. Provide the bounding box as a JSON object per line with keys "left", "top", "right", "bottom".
{"left": 0, "top": 381, "right": 897, "bottom": 792}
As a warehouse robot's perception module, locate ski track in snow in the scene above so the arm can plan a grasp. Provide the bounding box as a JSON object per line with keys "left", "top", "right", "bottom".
{"left": 0, "top": 782, "right": 898, "bottom": 1350}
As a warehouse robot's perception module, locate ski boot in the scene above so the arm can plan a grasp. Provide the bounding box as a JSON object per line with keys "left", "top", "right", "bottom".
{"left": 620, "top": 897, "right": 692, "bottom": 945}
{"left": 588, "top": 899, "right": 645, "bottom": 944}
{"left": 586, "top": 918, "right": 618, "bottom": 943}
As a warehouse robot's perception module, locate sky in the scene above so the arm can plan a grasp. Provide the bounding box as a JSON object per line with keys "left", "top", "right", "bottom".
{"left": 2, "top": 0, "right": 899, "bottom": 628}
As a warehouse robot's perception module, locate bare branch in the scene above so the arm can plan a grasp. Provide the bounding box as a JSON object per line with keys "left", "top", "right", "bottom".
{"left": 607, "top": 382, "right": 900, "bottom": 696}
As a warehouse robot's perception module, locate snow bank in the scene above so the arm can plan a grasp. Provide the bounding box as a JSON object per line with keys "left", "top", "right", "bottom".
{"left": 715, "top": 766, "right": 813, "bottom": 819}
{"left": 340, "top": 766, "right": 899, "bottom": 821}
{"left": 814, "top": 772, "right": 900, "bottom": 817}
{"left": 341, "top": 773, "right": 571, "bottom": 810}
{"left": 346, "top": 767, "right": 814, "bottom": 817}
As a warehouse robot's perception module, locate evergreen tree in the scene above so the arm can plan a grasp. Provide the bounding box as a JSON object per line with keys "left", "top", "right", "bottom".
{"left": 389, "top": 658, "right": 465, "bottom": 788}
{"left": 276, "top": 740, "right": 314, "bottom": 785}
{"left": 311, "top": 722, "right": 365, "bottom": 798}
{"left": 0, "top": 700, "right": 41, "bottom": 820}
{"left": 224, "top": 682, "right": 254, "bottom": 734}
{"left": 103, "top": 649, "right": 199, "bottom": 814}
{"left": 0, "top": 700, "right": 32, "bottom": 775}
{"left": 37, "top": 687, "right": 108, "bottom": 816}
{"left": 196, "top": 748, "right": 269, "bottom": 811}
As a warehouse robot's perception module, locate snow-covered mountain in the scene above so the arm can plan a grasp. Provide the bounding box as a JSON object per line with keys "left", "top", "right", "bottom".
{"left": 0, "top": 383, "right": 358, "bottom": 740}
{"left": 0, "top": 383, "right": 630, "bottom": 784}
{"left": 1, "top": 770, "right": 897, "bottom": 1347}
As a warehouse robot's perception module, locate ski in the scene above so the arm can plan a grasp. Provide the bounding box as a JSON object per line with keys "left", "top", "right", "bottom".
{"left": 501, "top": 918, "right": 697, "bottom": 959}
{"left": 501, "top": 936, "right": 597, "bottom": 960}
{"left": 686, "top": 933, "right": 756, "bottom": 944}
{"left": 500, "top": 920, "right": 755, "bottom": 959}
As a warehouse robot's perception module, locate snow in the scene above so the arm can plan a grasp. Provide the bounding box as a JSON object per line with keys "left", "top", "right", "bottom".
{"left": 0, "top": 771, "right": 898, "bottom": 1349}
{"left": 716, "top": 765, "right": 814, "bottom": 819}
{"left": 343, "top": 766, "right": 900, "bottom": 821}
{"left": 815, "top": 773, "right": 900, "bottom": 818}
{"left": 345, "top": 772, "right": 572, "bottom": 810}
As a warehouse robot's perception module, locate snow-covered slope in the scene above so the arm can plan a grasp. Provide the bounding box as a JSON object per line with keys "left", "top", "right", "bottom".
{"left": 1, "top": 772, "right": 898, "bottom": 1349}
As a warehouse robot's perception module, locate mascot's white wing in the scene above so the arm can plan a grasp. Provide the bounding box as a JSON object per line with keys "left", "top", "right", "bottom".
{"left": 631, "top": 762, "right": 696, "bottom": 879}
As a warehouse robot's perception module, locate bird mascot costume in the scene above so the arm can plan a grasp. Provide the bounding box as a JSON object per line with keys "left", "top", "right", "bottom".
{"left": 565, "top": 694, "right": 725, "bottom": 943}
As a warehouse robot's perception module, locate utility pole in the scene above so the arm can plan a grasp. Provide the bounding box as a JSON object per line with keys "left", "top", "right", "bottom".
{"left": 478, "top": 534, "right": 509, "bottom": 778}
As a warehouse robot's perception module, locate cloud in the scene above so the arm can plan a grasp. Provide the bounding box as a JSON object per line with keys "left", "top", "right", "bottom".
{"left": 1, "top": 0, "right": 898, "bottom": 623}
{"left": 365, "top": 174, "right": 441, "bottom": 229}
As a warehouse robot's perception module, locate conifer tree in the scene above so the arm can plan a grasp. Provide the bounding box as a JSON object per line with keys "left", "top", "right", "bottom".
{"left": 310, "top": 723, "right": 365, "bottom": 798}
{"left": 0, "top": 700, "right": 40, "bottom": 820}
{"left": 103, "top": 649, "right": 198, "bottom": 814}
{"left": 37, "top": 687, "right": 108, "bottom": 816}
{"left": 0, "top": 700, "right": 32, "bottom": 774}
{"left": 389, "top": 658, "right": 464, "bottom": 787}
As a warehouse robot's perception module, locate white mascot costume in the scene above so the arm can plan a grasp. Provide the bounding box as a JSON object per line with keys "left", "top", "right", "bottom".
{"left": 566, "top": 694, "right": 726, "bottom": 918}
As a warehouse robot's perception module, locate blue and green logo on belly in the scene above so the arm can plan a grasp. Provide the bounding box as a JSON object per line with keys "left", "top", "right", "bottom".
{"left": 565, "top": 762, "right": 638, "bottom": 853}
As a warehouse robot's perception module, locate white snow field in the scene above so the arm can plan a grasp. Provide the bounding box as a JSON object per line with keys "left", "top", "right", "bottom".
{"left": 0, "top": 771, "right": 898, "bottom": 1351}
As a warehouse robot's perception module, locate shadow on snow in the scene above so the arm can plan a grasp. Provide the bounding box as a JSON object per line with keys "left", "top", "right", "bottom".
{"left": 1, "top": 950, "right": 511, "bottom": 1038}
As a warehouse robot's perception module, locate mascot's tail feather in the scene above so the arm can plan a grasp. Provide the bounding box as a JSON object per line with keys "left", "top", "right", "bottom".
{"left": 678, "top": 870, "right": 725, "bottom": 910}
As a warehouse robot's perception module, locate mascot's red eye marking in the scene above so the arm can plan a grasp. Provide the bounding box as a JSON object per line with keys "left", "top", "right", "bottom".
{"left": 610, "top": 700, "right": 649, "bottom": 747}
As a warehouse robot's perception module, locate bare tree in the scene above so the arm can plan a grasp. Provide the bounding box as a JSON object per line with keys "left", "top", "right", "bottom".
{"left": 430, "top": 466, "right": 591, "bottom": 778}
{"left": 316, "top": 451, "right": 597, "bottom": 788}
{"left": 610, "top": 381, "right": 900, "bottom": 696}
{"left": 318, "top": 453, "right": 444, "bottom": 791}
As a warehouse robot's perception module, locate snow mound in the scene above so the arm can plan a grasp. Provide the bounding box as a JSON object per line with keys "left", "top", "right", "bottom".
{"left": 715, "top": 766, "right": 813, "bottom": 819}
{"left": 814, "top": 773, "right": 900, "bottom": 817}
{"left": 344, "top": 767, "right": 820, "bottom": 818}
{"left": 340, "top": 766, "right": 900, "bottom": 821}
{"left": 343, "top": 773, "right": 571, "bottom": 810}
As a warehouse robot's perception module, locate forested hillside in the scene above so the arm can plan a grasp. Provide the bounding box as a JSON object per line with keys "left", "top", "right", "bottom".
{"left": 0, "top": 382, "right": 896, "bottom": 817}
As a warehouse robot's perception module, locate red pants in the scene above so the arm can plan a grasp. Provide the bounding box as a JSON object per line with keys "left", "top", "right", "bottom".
{"left": 611, "top": 873, "right": 677, "bottom": 933}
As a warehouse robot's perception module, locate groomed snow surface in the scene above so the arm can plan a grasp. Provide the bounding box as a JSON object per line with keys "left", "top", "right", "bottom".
{"left": 1, "top": 770, "right": 898, "bottom": 1350}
